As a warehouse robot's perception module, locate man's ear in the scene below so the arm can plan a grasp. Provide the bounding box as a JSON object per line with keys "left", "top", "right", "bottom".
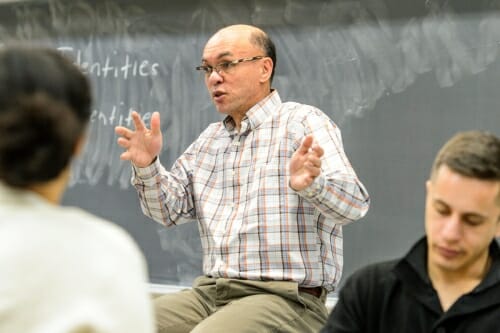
{"left": 73, "top": 134, "right": 87, "bottom": 157}
{"left": 259, "top": 57, "right": 273, "bottom": 83}
{"left": 496, "top": 216, "right": 500, "bottom": 237}
{"left": 496, "top": 187, "right": 500, "bottom": 237}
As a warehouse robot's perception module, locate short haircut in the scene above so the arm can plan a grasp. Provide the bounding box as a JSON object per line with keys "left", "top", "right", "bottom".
{"left": 0, "top": 45, "right": 91, "bottom": 188}
{"left": 250, "top": 30, "right": 277, "bottom": 83}
{"left": 430, "top": 131, "right": 500, "bottom": 203}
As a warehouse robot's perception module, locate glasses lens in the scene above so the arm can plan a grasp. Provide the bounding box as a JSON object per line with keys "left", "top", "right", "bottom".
{"left": 216, "top": 62, "right": 232, "bottom": 74}
{"left": 196, "top": 66, "right": 211, "bottom": 75}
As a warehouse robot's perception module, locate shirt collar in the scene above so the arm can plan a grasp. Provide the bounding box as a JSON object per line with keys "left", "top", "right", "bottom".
{"left": 222, "top": 89, "right": 281, "bottom": 133}
{"left": 0, "top": 181, "right": 49, "bottom": 207}
{"left": 396, "top": 236, "right": 500, "bottom": 290}
{"left": 398, "top": 237, "right": 431, "bottom": 285}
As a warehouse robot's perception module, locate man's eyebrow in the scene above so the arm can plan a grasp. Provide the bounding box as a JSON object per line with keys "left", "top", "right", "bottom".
{"left": 433, "top": 198, "right": 448, "bottom": 206}
{"left": 201, "top": 51, "right": 233, "bottom": 63}
{"left": 434, "top": 198, "right": 488, "bottom": 221}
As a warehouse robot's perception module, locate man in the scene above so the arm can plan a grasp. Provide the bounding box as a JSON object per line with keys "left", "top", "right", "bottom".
{"left": 115, "top": 24, "right": 370, "bottom": 333}
{"left": 321, "top": 131, "right": 500, "bottom": 333}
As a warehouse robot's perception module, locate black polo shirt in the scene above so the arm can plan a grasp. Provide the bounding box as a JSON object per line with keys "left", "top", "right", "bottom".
{"left": 321, "top": 237, "right": 500, "bottom": 333}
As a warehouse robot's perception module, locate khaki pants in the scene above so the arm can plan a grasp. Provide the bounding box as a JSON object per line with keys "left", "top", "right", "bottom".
{"left": 154, "top": 276, "right": 329, "bottom": 333}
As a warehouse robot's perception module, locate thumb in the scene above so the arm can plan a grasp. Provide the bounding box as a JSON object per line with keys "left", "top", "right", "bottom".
{"left": 296, "top": 135, "right": 314, "bottom": 155}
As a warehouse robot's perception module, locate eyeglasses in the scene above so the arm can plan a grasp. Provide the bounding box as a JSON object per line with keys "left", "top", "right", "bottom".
{"left": 195, "top": 56, "right": 264, "bottom": 76}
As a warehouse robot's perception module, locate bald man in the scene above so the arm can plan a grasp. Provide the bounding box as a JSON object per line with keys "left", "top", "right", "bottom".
{"left": 115, "top": 24, "right": 370, "bottom": 333}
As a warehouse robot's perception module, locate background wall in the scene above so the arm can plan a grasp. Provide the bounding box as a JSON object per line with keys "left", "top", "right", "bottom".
{"left": 1, "top": 0, "right": 499, "bottom": 291}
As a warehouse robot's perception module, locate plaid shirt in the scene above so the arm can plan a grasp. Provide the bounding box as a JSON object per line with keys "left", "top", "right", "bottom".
{"left": 133, "top": 90, "right": 370, "bottom": 291}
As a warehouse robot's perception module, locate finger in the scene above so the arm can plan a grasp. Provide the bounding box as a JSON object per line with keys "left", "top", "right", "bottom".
{"left": 131, "top": 111, "right": 146, "bottom": 131}
{"left": 304, "top": 161, "right": 321, "bottom": 176}
{"left": 150, "top": 111, "right": 161, "bottom": 137}
{"left": 309, "top": 167, "right": 321, "bottom": 177}
{"left": 308, "top": 156, "right": 322, "bottom": 168}
{"left": 116, "top": 137, "right": 131, "bottom": 149}
{"left": 310, "top": 143, "right": 324, "bottom": 158}
{"left": 119, "top": 150, "right": 132, "bottom": 161}
{"left": 115, "top": 126, "right": 131, "bottom": 137}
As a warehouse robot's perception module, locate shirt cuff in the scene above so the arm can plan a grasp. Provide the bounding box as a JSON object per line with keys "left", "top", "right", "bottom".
{"left": 132, "top": 157, "right": 161, "bottom": 184}
{"left": 297, "top": 175, "right": 325, "bottom": 199}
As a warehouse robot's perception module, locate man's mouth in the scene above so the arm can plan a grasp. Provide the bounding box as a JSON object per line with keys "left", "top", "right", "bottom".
{"left": 212, "top": 91, "right": 225, "bottom": 102}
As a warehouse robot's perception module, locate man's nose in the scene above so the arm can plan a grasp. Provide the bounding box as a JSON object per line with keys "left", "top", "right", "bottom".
{"left": 207, "top": 69, "right": 223, "bottom": 84}
{"left": 440, "top": 215, "right": 462, "bottom": 241}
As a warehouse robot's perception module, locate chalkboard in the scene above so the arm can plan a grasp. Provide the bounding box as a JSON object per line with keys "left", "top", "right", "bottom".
{"left": 1, "top": 0, "right": 499, "bottom": 289}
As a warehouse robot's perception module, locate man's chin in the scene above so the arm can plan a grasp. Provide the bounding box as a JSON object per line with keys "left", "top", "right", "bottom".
{"left": 429, "top": 254, "right": 462, "bottom": 273}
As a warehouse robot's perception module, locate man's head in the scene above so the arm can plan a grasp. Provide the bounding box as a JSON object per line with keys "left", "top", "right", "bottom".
{"left": 197, "top": 24, "right": 275, "bottom": 125}
{"left": 425, "top": 131, "right": 500, "bottom": 279}
{"left": 0, "top": 45, "right": 91, "bottom": 189}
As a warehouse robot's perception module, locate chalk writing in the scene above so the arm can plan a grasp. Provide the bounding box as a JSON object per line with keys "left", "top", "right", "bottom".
{"left": 58, "top": 46, "right": 160, "bottom": 79}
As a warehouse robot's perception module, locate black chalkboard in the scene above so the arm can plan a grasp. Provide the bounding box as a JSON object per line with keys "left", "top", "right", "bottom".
{"left": 1, "top": 0, "right": 499, "bottom": 289}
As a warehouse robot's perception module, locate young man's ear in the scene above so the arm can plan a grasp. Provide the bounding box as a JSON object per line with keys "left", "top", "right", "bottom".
{"left": 425, "top": 179, "right": 432, "bottom": 194}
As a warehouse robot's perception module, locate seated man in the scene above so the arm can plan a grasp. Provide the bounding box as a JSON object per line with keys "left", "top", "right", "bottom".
{"left": 321, "top": 130, "right": 500, "bottom": 333}
{"left": 115, "top": 24, "right": 370, "bottom": 333}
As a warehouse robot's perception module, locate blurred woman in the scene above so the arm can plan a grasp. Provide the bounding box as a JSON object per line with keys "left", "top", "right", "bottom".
{"left": 0, "top": 45, "right": 154, "bottom": 333}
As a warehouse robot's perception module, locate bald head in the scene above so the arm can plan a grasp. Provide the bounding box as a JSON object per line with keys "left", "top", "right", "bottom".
{"left": 206, "top": 24, "right": 277, "bottom": 83}
{"left": 215, "top": 24, "right": 264, "bottom": 36}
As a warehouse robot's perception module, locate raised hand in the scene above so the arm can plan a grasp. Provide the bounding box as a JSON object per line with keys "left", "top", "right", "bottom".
{"left": 289, "top": 135, "right": 324, "bottom": 191}
{"left": 115, "top": 111, "right": 163, "bottom": 168}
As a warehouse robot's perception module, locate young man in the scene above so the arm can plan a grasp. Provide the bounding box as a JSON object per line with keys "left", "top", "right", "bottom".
{"left": 115, "top": 24, "right": 370, "bottom": 332}
{"left": 321, "top": 131, "right": 500, "bottom": 333}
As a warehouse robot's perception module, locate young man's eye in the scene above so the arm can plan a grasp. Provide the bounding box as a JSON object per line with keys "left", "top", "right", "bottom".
{"left": 437, "top": 210, "right": 448, "bottom": 216}
{"left": 434, "top": 205, "right": 449, "bottom": 216}
{"left": 463, "top": 216, "right": 484, "bottom": 226}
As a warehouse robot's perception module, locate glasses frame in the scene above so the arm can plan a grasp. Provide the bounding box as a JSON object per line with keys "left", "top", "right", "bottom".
{"left": 195, "top": 56, "right": 265, "bottom": 76}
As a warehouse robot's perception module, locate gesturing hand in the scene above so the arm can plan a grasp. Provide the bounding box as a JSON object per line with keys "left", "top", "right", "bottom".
{"left": 289, "top": 135, "right": 324, "bottom": 191}
{"left": 115, "top": 111, "right": 163, "bottom": 168}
